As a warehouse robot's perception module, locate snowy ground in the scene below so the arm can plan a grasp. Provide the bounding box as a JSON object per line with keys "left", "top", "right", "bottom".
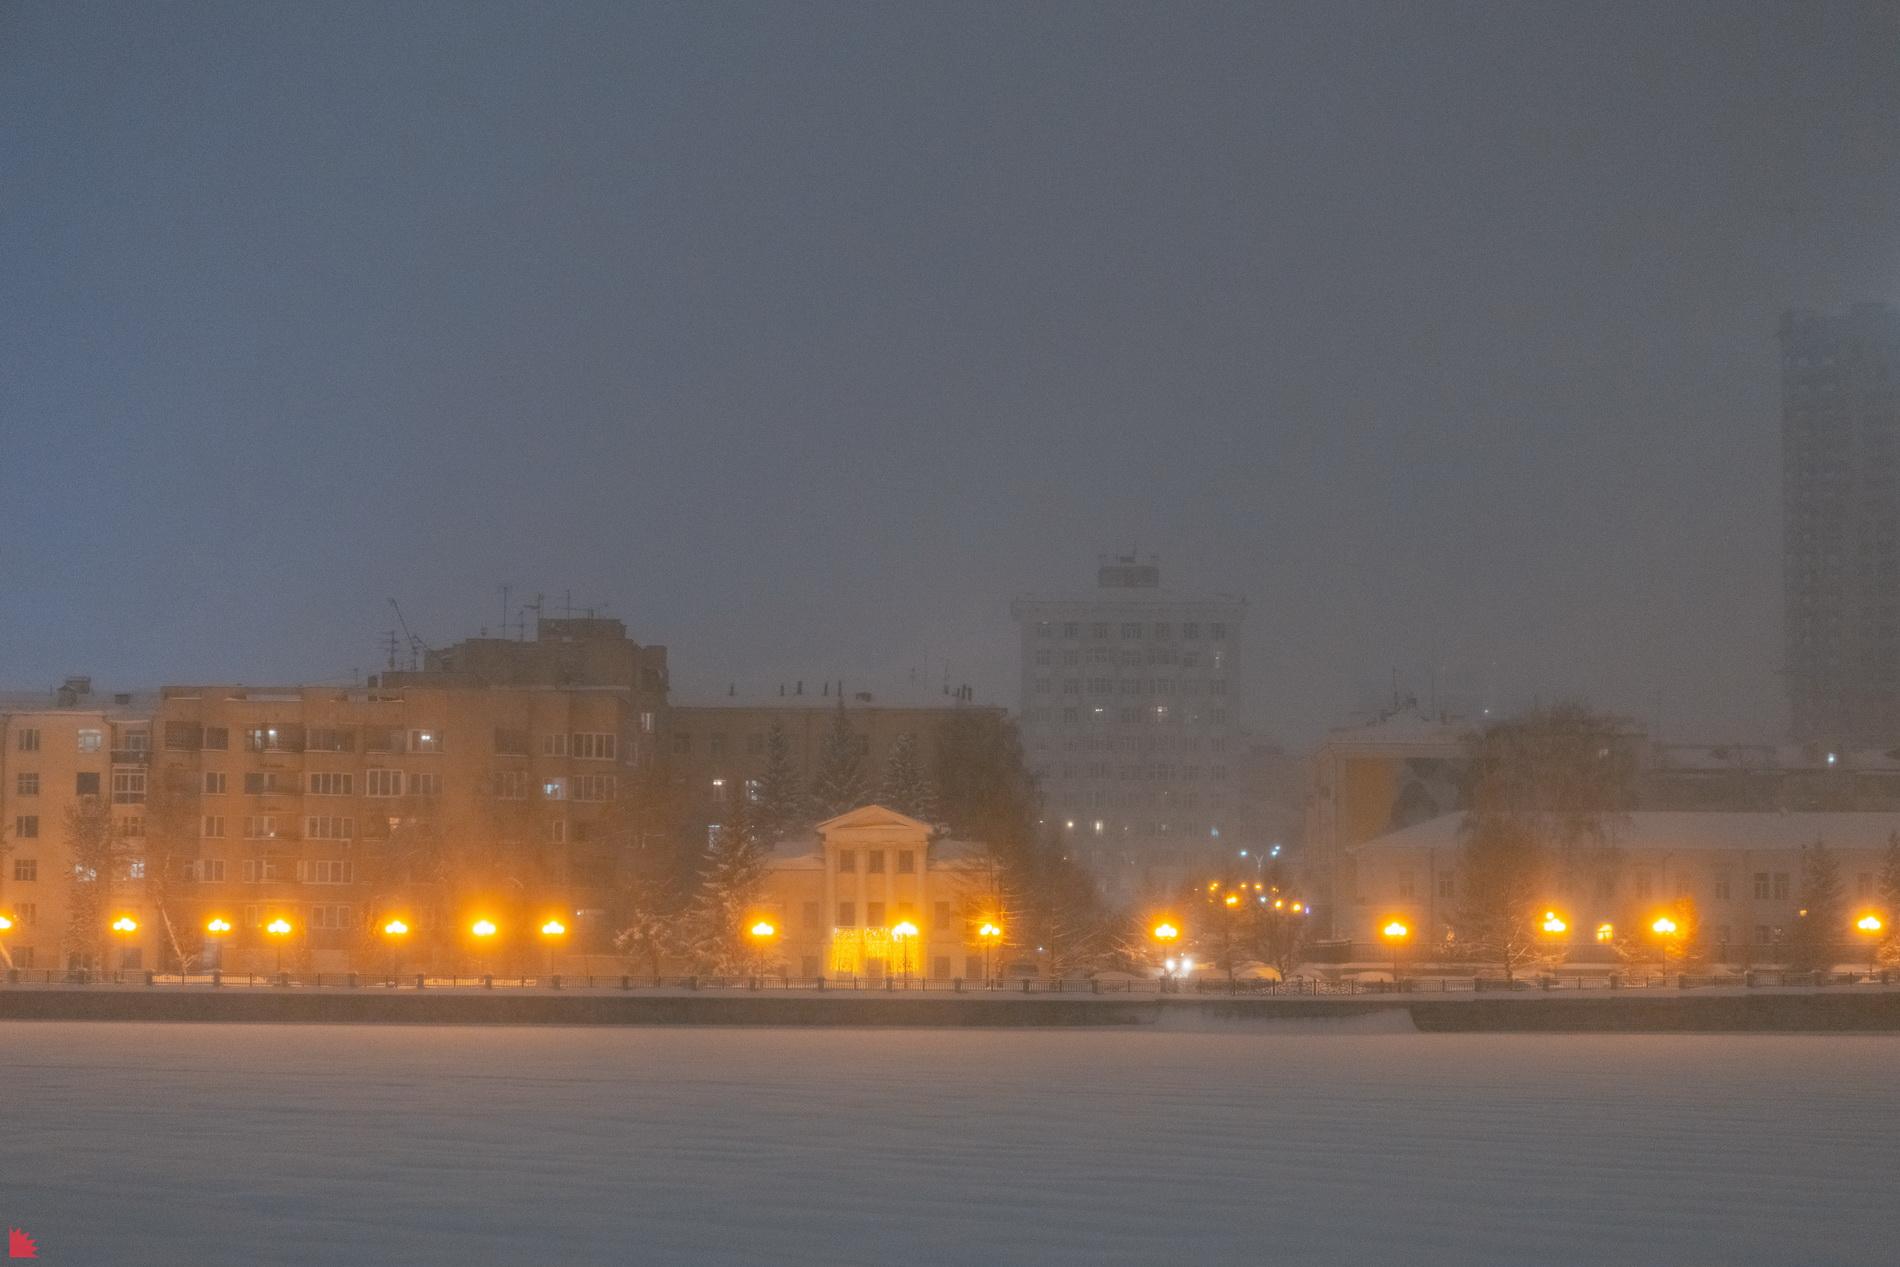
{"left": 3, "top": 1019, "right": 1895, "bottom": 1265}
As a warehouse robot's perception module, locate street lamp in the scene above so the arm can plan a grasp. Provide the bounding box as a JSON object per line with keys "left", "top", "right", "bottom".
{"left": 382, "top": 918, "right": 410, "bottom": 984}
{"left": 266, "top": 917, "right": 293, "bottom": 978}
{"left": 891, "top": 920, "right": 918, "bottom": 987}
{"left": 1381, "top": 919, "right": 1409, "bottom": 987}
{"left": 1856, "top": 913, "right": 1884, "bottom": 975}
{"left": 204, "top": 917, "right": 232, "bottom": 977}
{"left": 1650, "top": 915, "right": 1678, "bottom": 936}
{"left": 0, "top": 912, "right": 13, "bottom": 972}
{"left": 1541, "top": 911, "right": 1568, "bottom": 935}
{"left": 977, "top": 921, "right": 1003, "bottom": 987}
{"left": 470, "top": 918, "right": 498, "bottom": 981}
{"left": 109, "top": 915, "right": 138, "bottom": 976}
{"left": 747, "top": 919, "right": 776, "bottom": 983}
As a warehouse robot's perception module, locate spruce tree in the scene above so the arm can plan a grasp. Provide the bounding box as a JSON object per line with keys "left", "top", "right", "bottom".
{"left": 1785, "top": 841, "right": 1844, "bottom": 973}
{"left": 687, "top": 795, "right": 773, "bottom": 974}
{"left": 807, "top": 700, "right": 869, "bottom": 821}
{"left": 877, "top": 731, "right": 938, "bottom": 823}
{"left": 754, "top": 722, "right": 804, "bottom": 842}
{"left": 1876, "top": 834, "right": 1900, "bottom": 968}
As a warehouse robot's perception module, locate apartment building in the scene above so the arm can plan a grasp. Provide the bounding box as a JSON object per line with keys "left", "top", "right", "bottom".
{"left": 0, "top": 681, "right": 158, "bottom": 973}
{"left": 1012, "top": 556, "right": 1248, "bottom": 884}
{"left": 1782, "top": 303, "right": 1900, "bottom": 746}
{"left": 148, "top": 678, "right": 659, "bottom": 975}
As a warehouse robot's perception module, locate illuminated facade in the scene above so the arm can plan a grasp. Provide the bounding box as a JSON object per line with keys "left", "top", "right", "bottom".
{"left": 753, "top": 805, "right": 993, "bottom": 982}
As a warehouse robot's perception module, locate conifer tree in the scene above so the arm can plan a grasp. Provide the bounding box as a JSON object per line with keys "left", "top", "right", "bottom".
{"left": 807, "top": 700, "right": 869, "bottom": 821}
{"left": 877, "top": 731, "right": 938, "bottom": 824}
{"left": 1878, "top": 834, "right": 1900, "bottom": 968}
{"left": 754, "top": 722, "right": 804, "bottom": 842}
{"left": 1785, "top": 841, "right": 1844, "bottom": 973}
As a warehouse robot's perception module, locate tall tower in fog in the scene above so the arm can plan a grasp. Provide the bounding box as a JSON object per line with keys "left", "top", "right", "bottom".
{"left": 1782, "top": 304, "right": 1900, "bottom": 746}
{"left": 1011, "top": 556, "right": 1248, "bottom": 884}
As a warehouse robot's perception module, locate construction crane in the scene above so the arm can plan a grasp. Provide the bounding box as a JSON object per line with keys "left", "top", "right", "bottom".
{"left": 388, "top": 599, "right": 429, "bottom": 670}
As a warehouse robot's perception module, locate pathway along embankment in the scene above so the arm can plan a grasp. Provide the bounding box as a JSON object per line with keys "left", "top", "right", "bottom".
{"left": 4, "top": 986, "right": 1900, "bottom": 1030}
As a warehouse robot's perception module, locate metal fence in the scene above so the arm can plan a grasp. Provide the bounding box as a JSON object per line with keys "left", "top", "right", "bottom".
{"left": 4, "top": 966, "right": 1896, "bottom": 994}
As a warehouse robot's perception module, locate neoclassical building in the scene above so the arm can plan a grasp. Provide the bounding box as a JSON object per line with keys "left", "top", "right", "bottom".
{"left": 756, "top": 805, "right": 994, "bottom": 982}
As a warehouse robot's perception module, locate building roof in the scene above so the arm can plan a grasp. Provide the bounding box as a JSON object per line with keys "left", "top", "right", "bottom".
{"left": 1318, "top": 708, "right": 1467, "bottom": 752}
{"left": 673, "top": 682, "right": 997, "bottom": 711}
{"left": 1355, "top": 810, "right": 1900, "bottom": 855}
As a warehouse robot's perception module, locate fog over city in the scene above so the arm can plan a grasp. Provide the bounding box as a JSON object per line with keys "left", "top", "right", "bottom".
{"left": 8, "top": 3, "right": 1898, "bottom": 742}
{"left": 8, "top": 7, "right": 1900, "bottom": 1266}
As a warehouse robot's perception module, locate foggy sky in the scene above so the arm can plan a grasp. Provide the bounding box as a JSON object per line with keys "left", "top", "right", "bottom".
{"left": 5, "top": 1, "right": 1899, "bottom": 745}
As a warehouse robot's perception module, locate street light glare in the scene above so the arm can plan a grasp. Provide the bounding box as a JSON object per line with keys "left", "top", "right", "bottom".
{"left": 206, "top": 917, "right": 233, "bottom": 934}
{"left": 383, "top": 919, "right": 410, "bottom": 937}
{"left": 978, "top": 922, "right": 1003, "bottom": 939}
{"left": 1857, "top": 914, "right": 1884, "bottom": 933}
{"left": 891, "top": 921, "right": 919, "bottom": 938}
{"left": 1382, "top": 920, "right": 1409, "bottom": 940}
{"left": 111, "top": 916, "right": 139, "bottom": 933}
{"left": 0, "top": 914, "right": 13, "bottom": 932}
{"left": 1651, "top": 916, "right": 1679, "bottom": 936}
{"left": 471, "top": 919, "right": 498, "bottom": 938}
{"left": 541, "top": 920, "right": 567, "bottom": 937}
{"left": 1152, "top": 922, "right": 1180, "bottom": 942}
{"left": 1541, "top": 912, "right": 1567, "bottom": 934}
{"left": 266, "top": 918, "right": 292, "bottom": 936}
{"left": 749, "top": 921, "right": 776, "bottom": 938}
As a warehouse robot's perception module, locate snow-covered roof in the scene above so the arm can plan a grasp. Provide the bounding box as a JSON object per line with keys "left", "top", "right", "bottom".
{"left": 1318, "top": 708, "right": 1467, "bottom": 751}
{"left": 1355, "top": 810, "right": 1900, "bottom": 855}
{"left": 673, "top": 683, "right": 996, "bottom": 711}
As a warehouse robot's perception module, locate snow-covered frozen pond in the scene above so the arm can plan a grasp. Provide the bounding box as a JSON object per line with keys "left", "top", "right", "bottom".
{"left": 3, "top": 1018, "right": 1894, "bottom": 1265}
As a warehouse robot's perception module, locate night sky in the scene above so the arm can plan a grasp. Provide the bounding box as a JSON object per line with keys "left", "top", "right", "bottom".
{"left": 5, "top": 2, "right": 1898, "bottom": 744}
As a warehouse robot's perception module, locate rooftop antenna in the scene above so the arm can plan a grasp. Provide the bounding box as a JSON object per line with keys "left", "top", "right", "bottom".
{"left": 499, "top": 583, "right": 512, "bottom": 637}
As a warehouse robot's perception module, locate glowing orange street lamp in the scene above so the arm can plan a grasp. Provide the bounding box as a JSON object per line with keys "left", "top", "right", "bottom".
{"left": 206, "top": 917, "right": 233, "bottom": 935}
{"left": 265, "top": 917, "right": 293, "bottom": 977}
{"left": 977, "top": 921, "right": 1003, "bottom": 987}
{"left": 1650, "top": 915, "right": 1679, "bottom": 937}
{"left": 1382, "top": 919, "right": 1410, "bottom": 986}
{"left": 471, "top": 919, "right": 498, "bottom": 939}
{"left": 0, "top": 913, "right": 13, "bottom": 972}
{"left": 381, "top": 918, "right": 410, "bottom": 983}
{"left": 541, "top": 919, "right": 567, "bottom": 938}
{"left": 1222, "top": 892, "right": 1241, "bottom": 909}
{"left": 203, "top": 917, "right": 232, "bottom": 976}
{"left": 745, "top": 919, "right": 777, "bottom": 982}
{"left": 1541, "top": 911, "right": 1568, "bottom": 936}
{"left": 109, "top": 915, "right": 139, "bottom": 974}
{"left": 891, "top": 920, "right": 919, "bottom": 987}
{"left": 1856, "top": 912, "right": 1885, "bottom": 974}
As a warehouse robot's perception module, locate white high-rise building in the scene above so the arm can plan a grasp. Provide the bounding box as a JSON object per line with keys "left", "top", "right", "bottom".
{"left": 1011, "top": 556, "right": 1248, "bottom": 883}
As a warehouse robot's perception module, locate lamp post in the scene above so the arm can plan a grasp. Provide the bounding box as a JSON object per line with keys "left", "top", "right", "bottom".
{"left": 891, "top": 921, "right": 918, "bottom": 988}
{"left": 1381, "top": 919, "right": 1409, "bottom": 987}
{"left": 977, "top": 921, "right": 1003, "bottom": 988}
{"left": 1856, "top": 913, "right": 1884, "bottom": 976}
{"left": 471, "top": 918, "right": 498, "bottom": 981}
{"left": 265, "top": 917, "right": 293, "bottom": 978}
{"left": 1152, "top": 921, "right": 1181, "bottom": 990}
{"left": 204, "top": 917, "right": 232, "bottom": 977}
{"left": 539, "top": 918, "right": 567, "bottom": 983}
{"left": 382, "top": 918, "right": 409, "bottom": 984}
{"left": 0, "top": 912, "right": 14, "bottom": 972}
{"left": 110, "top": 915, "right": 139, "bottom": 977}
{"left": 747, "top": 919, "right": 776, "bottom": 983}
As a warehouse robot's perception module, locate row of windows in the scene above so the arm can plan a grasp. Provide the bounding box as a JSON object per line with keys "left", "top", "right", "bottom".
{"left": 166, "top": 725, "right": 633, "bottom": 758}
{"left": 1032, "top": 648, "right": 1227, "bottom": 669}
{"left": 1030, "top": 706, "right": 1231, "bottom": 727}
{"left": 1033, "top": 620, "right": 1229, "bottom": 641}
{"left": 1034, "top": 677, "right": 1229, "bottom": 696}
{"left": 835, "top": 849, "right": 916, "bottom": 875}
{"left": 14, "top": 727, "right": 134, "bottom": 753}
{"left": 188, "top": 768, "right": 616, "bottom": 802}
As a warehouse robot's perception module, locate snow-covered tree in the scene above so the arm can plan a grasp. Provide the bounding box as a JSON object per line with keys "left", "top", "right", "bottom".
{"left": 683, "top": 796, "right": 774, "bottom": 974}
{"left": 807, "top": 701, "right": 869, "bottom": 821}
{"left": 876, "top": 732, "right": 938, "bottom": 824}
{"left": 1878, "top": 834, "right": 1900, "bottom": 968}
{"left": 64, "top": 794, "right": 128, "bottom": 972}
{"left": 1785, "top": 841, "right": 1844, "bottom": 972}
{"left": 753, "top": 722, "right": 804, "bottom": 842}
